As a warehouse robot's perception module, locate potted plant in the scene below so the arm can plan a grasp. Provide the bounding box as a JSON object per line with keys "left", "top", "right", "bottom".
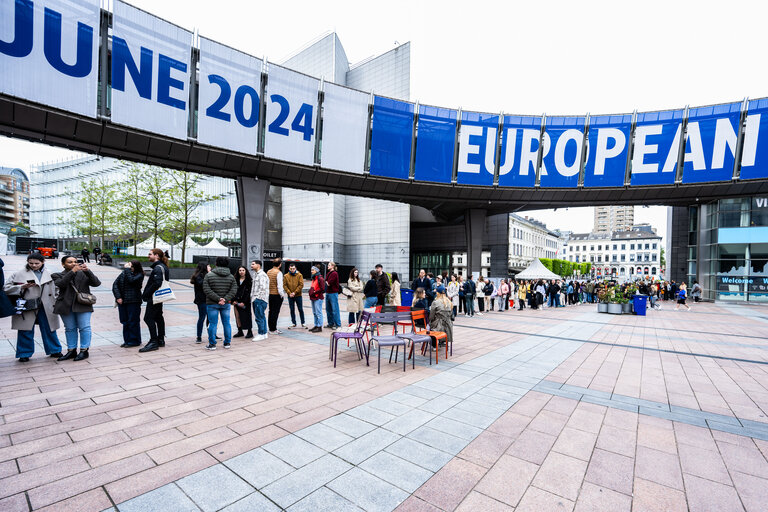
{"left": 597, "top": 288, "right": 609, "bottom": 313}
{"left": 620, "top": 296, "right": 633, "bottom": 314}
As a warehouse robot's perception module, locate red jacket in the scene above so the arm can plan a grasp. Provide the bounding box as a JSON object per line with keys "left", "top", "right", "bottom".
{"left": 326, "top": 270, "right": 340, "bottom": 294}
{"left": 309, "top": 274, "right": 325, "bottom": 300}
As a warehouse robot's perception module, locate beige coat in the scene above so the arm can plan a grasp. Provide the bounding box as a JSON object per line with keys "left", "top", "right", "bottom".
{"left": 4, "top": 266, "right": 61, "bottom": 331}
{"left": 391, "top": 280, "right": 401, "bottom": 306}
{"left": 346, "top": 278, "right": 365, "bottom": 313}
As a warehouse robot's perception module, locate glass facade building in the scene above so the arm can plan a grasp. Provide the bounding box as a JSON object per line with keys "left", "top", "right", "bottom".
{"left": 689, "top": 197, "right": 768, "bottom": 302}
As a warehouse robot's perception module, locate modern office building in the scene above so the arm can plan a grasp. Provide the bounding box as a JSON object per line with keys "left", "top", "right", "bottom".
{"left": 594, "top": 205, "right": 634, "bottom": 234}
{"left": 564, "top": 226, "right": 662, "bottom": 280}
{"left": 0, "top": 167, "right": 29, "bottom": 228}
{"left": 669, "top": 197, "right": 768, "bottom": 302}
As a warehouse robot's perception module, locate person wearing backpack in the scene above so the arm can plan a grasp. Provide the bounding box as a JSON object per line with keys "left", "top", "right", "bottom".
{"left": 52, "top": 255, "right": 101, "bottom": 361}
{"left": 139, "top": 248, "right": 170, "bottom": 353}
{"left": 3, "top": 253, "right": 63, "bottom": 362}
{"left": 202, "top": 256, "right": 238, "bottom": 350}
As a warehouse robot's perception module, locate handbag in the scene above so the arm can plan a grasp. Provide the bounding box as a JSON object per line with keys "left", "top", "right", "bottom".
{"left": 153, "top": 278, "right": 176, "bottom": 303}
{"left": 71, "top": 282, "right": 97, "bottom": 305}
{"left": 341, "top": 286, "right": 353, "bottom": 297}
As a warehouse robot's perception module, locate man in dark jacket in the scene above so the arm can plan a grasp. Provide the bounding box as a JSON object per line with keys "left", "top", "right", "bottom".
{"left": 139, "top": 249, "right": 170, "bottom": 353}
{"left": 112, "top": 262, "right": 144, "bottom": 347}
{"left": 548, "top": 280, "right": 561, "bottom": 307}
{"left": 308, "top": 266, "right": 325, "bottom": 333}
{"left": 463, "top": 275, "right": 476, "bottom": 316}
{"left": 375, "top": 264, "right": 391, "bottom": 306}
{"left": 202, "top": 256, "right": 238, "bottom": 349}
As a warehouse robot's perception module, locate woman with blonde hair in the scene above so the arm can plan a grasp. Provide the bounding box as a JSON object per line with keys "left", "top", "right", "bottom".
{"left": 429, "top": 285, "right": 453, "bottom": 347}
{"left": 346, "top": 267, "right": 364, "bottom": 324}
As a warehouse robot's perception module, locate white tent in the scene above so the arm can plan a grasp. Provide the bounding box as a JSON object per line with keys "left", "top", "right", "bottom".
{"left": 125, "top": 237, "right": 171, "bottom": 255}
{"left": 173, "top": 238, "right": 228, "bottom": 263}
{"left": 202, "top": 238, "right": 228, "bottom": 251}
{"left": 515, "top": 258, "right": 561, "bottom": 281}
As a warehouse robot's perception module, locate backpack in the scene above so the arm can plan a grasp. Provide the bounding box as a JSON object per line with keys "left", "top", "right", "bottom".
{"left": 483, "top": 283, "right": 493, "bottom": 295}
{"left": 678, "top": 289, "right": 686, "bottom": 299}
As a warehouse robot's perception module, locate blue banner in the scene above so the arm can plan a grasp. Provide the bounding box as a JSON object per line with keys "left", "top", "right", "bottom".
{"left": 456, "top": 111, "right": 498, "bottom": 186}
{"left": 741, "top": 99, "right": 768, "bottom": 180}
{"left": 584, "top": 114, "right": 631, "bottom": 188}
{"left": 497, "top": 115, "right": 541, "bottom": 188}
{"left": 540, "top": 116, "right": 586, "bottom": 188}
{"left": 681, "top": 102, "right": 742, "bottom": 184}
{"left": 414, "top": 105, "right": 457, "bottom": 183}
{"left": 369, "top": 96, "right": 414, "bottom": 179}
{"left": 630, "top": 109, "right": 684, "bottom": 186}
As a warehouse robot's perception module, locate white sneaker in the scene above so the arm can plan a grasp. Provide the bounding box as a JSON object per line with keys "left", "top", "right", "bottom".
{"left": 252, "top": 333, "right": 268, "bottom": 341}
{"left": 301, "top": 324, "right": 307, "bottom": 329}
{"left": 477, "top": 313, "right": 483, "bottom": 316}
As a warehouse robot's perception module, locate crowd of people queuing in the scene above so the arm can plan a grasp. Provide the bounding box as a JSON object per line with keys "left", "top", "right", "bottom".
{"left": 1, "top": 248, "right": 701, "bottom": 362}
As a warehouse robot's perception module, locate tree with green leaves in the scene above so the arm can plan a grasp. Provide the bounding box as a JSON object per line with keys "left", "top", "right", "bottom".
{"left": 166, "top": 170, "right": 221, "bottom": 264}
{"left": 116, "top": 163, "right": 149, "bottom": 256}
{"left": 92, "top": 177, "right": 117, "bottom": 249}
{"left": 143, "top": 168, "right": 172, "bottom": 248}
{"left": 68, "top": 179, "right": 100, "bottom": 248}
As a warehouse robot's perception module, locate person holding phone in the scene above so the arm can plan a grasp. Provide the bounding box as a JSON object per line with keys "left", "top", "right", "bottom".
{"left": 3, "top": 253, "right": 63, "bottom": 362}
{"left": 112, "top": 260, "right": 145, "bottom": 347}
{"left": 52, "top": 255, "right": 101, "bottom": 361}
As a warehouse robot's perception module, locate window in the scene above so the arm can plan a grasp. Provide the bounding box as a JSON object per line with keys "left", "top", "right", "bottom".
{"left": 582, "top": 246, "right": 586, "bottom": 251}
{"left": 590, "top": 256, "right": 595, "bottom": 262}
{"left": 621, "top": 244, "right": 626, "bottom": 250}
{"left": 645, "top": 243, "right": 650, "bottom": 250}
{"left": 652, "top": 243, "right": 657, "bottom": 249}
{"left": 621, "top": 254, "right": 626, "bottom": 262}
{"left": 597, "top": 255, "right": 602, "bottom": 262}
{"left": 612, "top": 255, "right": 617, "bottom": 262}
{"left": 457, "top": 257, "right": 463, "bottom": 264}
{"left": 613, "top": 244, "right": 617, "bottom": 250}
{"left": 652, "top": 253, "right": 657, "bottom": 261}
{"left": 598, "top": 245, "right": 602, "bottom": 251}
{"left": 630, "top": 254, "right": 635, "bottom": 262}
{"left": 590, "top": 246, "right": 594, "bottom": 251}
{"left": 630, "top": 244, "right": 635, "bottom": 250}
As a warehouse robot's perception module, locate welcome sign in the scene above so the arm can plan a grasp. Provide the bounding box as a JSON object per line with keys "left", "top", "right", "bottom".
{"left": 2, "top": 0, "right": 768, "bottom": 186}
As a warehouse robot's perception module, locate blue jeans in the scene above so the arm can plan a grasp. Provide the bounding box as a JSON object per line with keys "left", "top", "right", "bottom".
{"left": 555, "top": 294, "right": 561, "bottom": 307}
{"left": 196, "top": 302, "right": 206, "bottom": 338}
{"left": 325, "top": 293, "right": 341, "bottom": 327}
{"left": 60, "top": 311, "right": 92, "bottom": 350}
{"left": 465, "top": 295, "right": 475, "bottom": 316}
{"left": 206, "top": 303, "right": 231, "bottom": 345}
{"left": 311, "top": 299, "right": 323, "bottom": 327}
{"left": 364, "top": 296, "right": 378, "bottom": 308}
{"left": 252, "top": 299, "right": 267, "bottom": 335}
{"left": 118, "top": 302, "right": 142, "bottom": 346}
{"left": 288, "top": 296, "right": 305, "bottom": 325}
{"left": 16, "top": 309, "right": 62, "bottom": 358}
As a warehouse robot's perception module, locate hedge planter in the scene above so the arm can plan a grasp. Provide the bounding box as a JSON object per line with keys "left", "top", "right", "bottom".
{"left": 621, "top": 302, "right": 633, "bottom": 314}
{"left": 607, "top": 303, "right": 623, "bottom": 314}
{"left": 597, "top": 303, "right": 609, "bottom": 313}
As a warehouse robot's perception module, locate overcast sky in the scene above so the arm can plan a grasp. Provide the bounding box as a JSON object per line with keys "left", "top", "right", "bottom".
{"left": 4, "top": 0, "right": 767, "bottom": 239}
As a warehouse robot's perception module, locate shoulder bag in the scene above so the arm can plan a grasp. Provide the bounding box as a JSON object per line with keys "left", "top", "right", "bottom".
{"left": 71, "top": 280, "right": 97, "bottom": 305}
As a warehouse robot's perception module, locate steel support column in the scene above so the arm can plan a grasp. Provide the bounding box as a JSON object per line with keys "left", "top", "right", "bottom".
{"left": 236, "top": 177, "right": 270, "bottom": 265}
{"left": 464, "top": 209, "right": 486, "bottom": 278}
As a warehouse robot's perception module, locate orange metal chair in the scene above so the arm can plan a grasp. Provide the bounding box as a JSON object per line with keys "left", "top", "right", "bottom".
{"left": 407, "top": 310, "right": 448, "bottom": 364}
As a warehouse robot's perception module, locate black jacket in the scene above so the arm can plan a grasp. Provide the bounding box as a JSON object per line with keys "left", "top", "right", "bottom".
{"left": 193, "top": 273, "right": 207, "bottom": 304}
{"left": 52, "top": 268, "right": 102, "bottom": 314}
{"left": 142, "top": 261, "right": 169, "bottom": 303}
{"left": 233, "top": 276, "right": 252, "bottom": 304}
{"left": 411, "top": 276, "right": 431, "bottom": 292}
{"left": 364, "top": 279, "right": 378, "bottom": 298}
{"left": 463, "top": 280, "right": 476, "bottom": 296}
{"left": 112, "top": 268, "right": 144, "bottom": 304}
{"left": 202, "top": 267, "right": 238, "bottom": 305}
{"left": 376, "top": 273, "right": 391, "bottom": 295}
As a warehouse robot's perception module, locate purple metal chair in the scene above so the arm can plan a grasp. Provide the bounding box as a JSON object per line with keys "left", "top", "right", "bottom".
{"left": 369, "top": 311, "right": 413, "bottom": 374}
{"left": 329, "top": 311, "right": 371, "bottom": 367}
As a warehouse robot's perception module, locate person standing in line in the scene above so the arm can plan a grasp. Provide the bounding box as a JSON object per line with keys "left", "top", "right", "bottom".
{"left": 283, "top": 263, "right": 306, "bottom": 328}
{"left": 80, "top": 247, "right": 90, "bottom": 263}
{"left": 484, "top": 278, "right": 495, "bottom": 311}
{"left": 691, "top": 280, "right": 702, "bottom": 303}
{"left": 457, "top": 275, "right": 465, "bottom": 314}
{"left": 446, "top": 274, "right": 459, "bottom": 320}
{"left": 346, "top": 268, "right": 364, "bottom": 325}
{"left": 363, "top": 270, "right": 378, "bottom": 309}
{"left": 308, "top": 266, "right": 325, "bottom": 332}
{"left": 190, "top": 262, "right": 210, "bottom": 343}
{"left": 52, "top": 255, "right": 101, "bottom": 361}
{"left": 390, "top": 272, "right": 401, "bottom": 306}
{"left": 518, "top": 280, "right": 528, "bottom": 310}
{"left": 139, "top": 249, "right": 170, "bottom": 353}
{"left": 112, "top": 260, "right": 144, "bottom": 348}
{"left": 202, "top": 256, "right": 238, "bottom": 349}
{"left": 325, "top": 261, "right": 341, "bottom": 330}
{"left": 232, "top": 266, "right": 253, "bottom": 339}
{"left": 4, "top": 253, "right": 63, "bottom": 362}
{"left": 500, "top": 279, "right": 510, "bottom": 311}
{"left": 250, "top": 260, "right": 269, "bottom": 341}
{"left": 475, "top": 276, "right": 485, "bottom": 315}
{"left": 411, "top": 269, "right": 430, "bottom": 296}
{"left": 463, "top": 274, "right": 476, "bottom": 317}
{"left": 675, "top": 282, "right": 691, "bottom": 311}
{"left": 375, "top": 264, "right": 391, "bottom": 306}
{"left": 266, "top": 258, "right": 286, "bottom": 335}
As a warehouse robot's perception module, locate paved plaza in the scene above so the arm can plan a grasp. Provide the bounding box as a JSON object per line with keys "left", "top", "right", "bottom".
{"left": 1, "top": 256, "right": 768, "bottom": 511}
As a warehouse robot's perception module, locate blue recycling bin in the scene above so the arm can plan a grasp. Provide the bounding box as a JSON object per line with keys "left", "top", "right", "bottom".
{"left": 401, "top": 288, "right": 414, "bottom": 307}
{"left": 633, "top": 294, "right": 648, "bottom": 316}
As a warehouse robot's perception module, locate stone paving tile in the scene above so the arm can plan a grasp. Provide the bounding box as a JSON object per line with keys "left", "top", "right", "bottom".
{"left": 223, "top": 447, "right": 293, "bottom": 489}
{"left": 516, "top": 486, "right": 575, "bottom": 512}
{"left": 286, "top": 487, "right": 361, "bottom": 512}
{"left": 384, "top": 437, "right": 454, "bottom": 472}
{"left": 684, "top": 473, "right": 745, "bottom": 512}
{"left": 333, "top": 427, "right": 400, "bottom": 465}
{"left": 261, "top": 453, "right": 352, "bottom": 509}
{"left": 573, "top": 481, "right": 631, "bottom": 512}
{"left": 329, "top": 467, "right": 409, "bottom": 512}
{"left": 176, "top": 463, "right": 254, "bottom": 512}
{"left": 261, "top": 433, "right": 327, "bottom": 468}
{"left": 116, "top": 483, "right": 199, "bottom": 512}
{"left": 474, "top": 454, "right": 538, "bottom": 507}
{"left": 359, "top": 451, "right": 433, "bottom": 493}
{"left": 222, "top": 492, "right": 280, "bottom": 512}
{"left": 412, "top": 457, "right": 486, "bottom": 511}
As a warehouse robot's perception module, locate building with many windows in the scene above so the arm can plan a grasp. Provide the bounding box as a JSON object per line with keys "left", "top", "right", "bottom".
{"left": 564, "top": 227, "right": 662, "bottom": 280}
{"left": 508, "top": 214, "right": 565, "bottom": 271}
{"left": 594, "top": 205, "right": 634, "bottom": 234}
{"left": 0, "top": 167, "right": 29, "bottom": 228}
